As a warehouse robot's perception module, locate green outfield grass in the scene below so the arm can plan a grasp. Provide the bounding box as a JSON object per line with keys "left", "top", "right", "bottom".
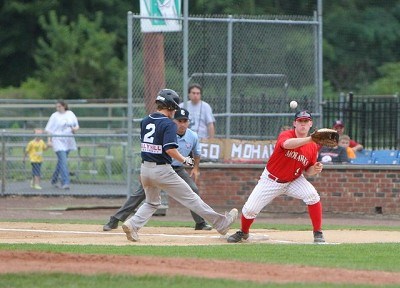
{"left": 1, "top": 220, "right": 400, "bottom": 288}
{"left": 1, "top": 273, "right": 393, "bottom": 288}
{"left": 1, "top": 242, "right": 399, "bottom": 272}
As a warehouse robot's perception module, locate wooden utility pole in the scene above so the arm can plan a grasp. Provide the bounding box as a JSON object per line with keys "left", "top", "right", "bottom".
{"left": 143, "top": 33, "right": 166, "bottom": 113}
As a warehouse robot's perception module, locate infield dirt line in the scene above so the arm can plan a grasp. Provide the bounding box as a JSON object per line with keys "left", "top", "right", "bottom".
{"left": 1, "top": 223, "right": 400, "bottom": 245}
{"left": 0, "top": 227, "right": 276, "bottom": 242}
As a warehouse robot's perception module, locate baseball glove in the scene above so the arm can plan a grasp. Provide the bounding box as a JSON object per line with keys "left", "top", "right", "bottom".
{"left": 310, "top": 128, "right": 339, "bottom": 147}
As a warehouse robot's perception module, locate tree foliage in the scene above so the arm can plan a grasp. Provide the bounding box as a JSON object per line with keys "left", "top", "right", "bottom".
{"left": 323, "top": 4, "right": 400, "bottom": 92}
{"left": 365, "top": 62, "right": 400, "bottom": 95}
{"left": 0, "top": 0, "right": 134, "bottom": 87}
{"left": 0, "top": 0, "right": 59, "bottom": 86}
{"left": 1, "top": 0, "right": 400, "bottom": 98}
{"left": 34, "top": 11, "right": 125, "bottom": 99}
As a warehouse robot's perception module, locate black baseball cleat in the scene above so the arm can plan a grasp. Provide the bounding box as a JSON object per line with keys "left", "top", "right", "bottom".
{"left": 103, "top": 217, "right": 119, "bottom": 231}
{"left": 227, "top": 230, "right": 249, "bottom": 243}
{"left": 195, "top": 222, "right": 212, "bottom": 231}
{"left": 313, "top": 230, "right": 325, "bottom": 243}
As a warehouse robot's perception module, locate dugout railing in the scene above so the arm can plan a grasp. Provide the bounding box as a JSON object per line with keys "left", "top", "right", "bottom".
{"left": 0, "top": 132, "right": 140, "bottom": 196}
{"left": 323, "top": 93, "right": 400, "bottom": 150}
{"left": 0, "top": 99, "right": 145, "bottom": 131}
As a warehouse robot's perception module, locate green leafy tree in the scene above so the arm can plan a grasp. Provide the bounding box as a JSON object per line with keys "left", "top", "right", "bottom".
{"left": 323, "top": 4, "right": 400, "bottom": 92}
{"left": 365, "top": 62, "right": 400, "bottom": 95}
{"left": 34, "top": 11, "right": 125, "bottom": 99}
{"left": 0, "top": 0, "right": 59, "bottom": 86}
{"left": 190, "top": 0, "right": 256, "bottom": 15}
{"left": 189, "top": 0, "right": 316, "bottom": 16}
{"left": 0, "top": 0, "right": 135, "bottom": 88}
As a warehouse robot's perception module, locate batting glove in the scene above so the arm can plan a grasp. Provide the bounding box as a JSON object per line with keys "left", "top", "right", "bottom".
{"left": 183, "top": 156, "right": 195, "bottom": 167}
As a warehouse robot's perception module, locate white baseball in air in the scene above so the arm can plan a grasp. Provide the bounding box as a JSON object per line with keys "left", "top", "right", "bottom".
{"left": 289, "top": 100, "right": 298, "bottom": 109}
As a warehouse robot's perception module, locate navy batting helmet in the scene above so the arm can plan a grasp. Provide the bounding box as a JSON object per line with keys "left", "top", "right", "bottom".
{"left": 155, "top": 89, "right": 180, "bottom": 110}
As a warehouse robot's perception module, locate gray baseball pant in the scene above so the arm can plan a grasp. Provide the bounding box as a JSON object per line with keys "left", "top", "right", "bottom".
{"left": 110, "top": 166, "right": 206, "bottom": 224}
{"left": 125, "top": 162, "right": 230, "bottom": 233}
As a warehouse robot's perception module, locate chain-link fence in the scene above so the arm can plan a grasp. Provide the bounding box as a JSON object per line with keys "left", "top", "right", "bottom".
{"left": 0, "top": 12, "right": 323, "bottom": 197}
{"left": 128, "top": 13, "right": 322, "bottom": 139}
{"left": 0, "top": 132, "right": 140, "bottom": 196}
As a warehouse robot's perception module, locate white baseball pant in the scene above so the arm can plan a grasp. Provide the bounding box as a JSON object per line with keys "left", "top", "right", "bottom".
{"left": 242, "top": 168, "right": 320, "bottom": 219}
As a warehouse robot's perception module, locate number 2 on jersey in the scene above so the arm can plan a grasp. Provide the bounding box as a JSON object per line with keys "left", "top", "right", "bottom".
{"left": 143, "top": 123, "right": 155, "bottom": 143}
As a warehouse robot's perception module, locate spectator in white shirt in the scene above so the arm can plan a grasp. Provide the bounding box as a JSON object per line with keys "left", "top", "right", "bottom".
{"left": 45, "top": 100, "right": 79, "bottom": 190}
{"left": 179, "top": 83, "right": 215, "bottom": 139}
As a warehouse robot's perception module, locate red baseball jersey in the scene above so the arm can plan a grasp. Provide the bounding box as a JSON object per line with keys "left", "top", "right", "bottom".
{"left": 266, "top": 129, "right": 318, "bottom": 182}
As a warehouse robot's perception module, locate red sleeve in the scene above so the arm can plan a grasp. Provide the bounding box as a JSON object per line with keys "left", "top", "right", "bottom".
{"left": 276, "top": 130, "right": 295, "bottom": 150}
{"left": 349, "top": 139, "right": 359, "bottom": 148}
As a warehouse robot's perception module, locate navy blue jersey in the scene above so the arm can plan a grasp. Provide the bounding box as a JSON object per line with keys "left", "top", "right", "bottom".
{"left": 140, "top": 112, "right": 178, "bottom": 164}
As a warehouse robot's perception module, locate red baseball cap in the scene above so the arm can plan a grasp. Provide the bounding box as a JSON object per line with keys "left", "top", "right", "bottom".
{"left": 295, "top": 110, "right": 312, "bottom": 121}
{"left": 333, "top": 120, "right": 344, "bottom": 128}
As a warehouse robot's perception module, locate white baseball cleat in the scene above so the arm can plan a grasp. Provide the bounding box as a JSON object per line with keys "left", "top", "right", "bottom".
{"left": 218, "top": 208, "right": 239, "bottom": 235}
{"left": 122, "top": 222, "right": 139, "bottom": 242}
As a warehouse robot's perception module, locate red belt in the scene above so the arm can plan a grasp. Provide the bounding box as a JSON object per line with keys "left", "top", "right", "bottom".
{"left": 268, "top": 174, "right": 289, "bottom": 184}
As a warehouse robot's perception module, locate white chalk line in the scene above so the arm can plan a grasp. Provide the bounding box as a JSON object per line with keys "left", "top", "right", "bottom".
{"left": 0, "top": 227, "right": 259, "bottom": 240}
{"left": 0, "top": 228, "right": 223, "bottom": 239}
{"left": 0, "top": 227, "right": 339, "bottom": 244}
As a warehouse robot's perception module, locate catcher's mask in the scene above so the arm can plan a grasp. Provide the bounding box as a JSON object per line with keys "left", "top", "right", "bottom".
{"left": 295, "top": 110, "right": 312, "bottom": 121}
{"left": 155, "top": 89, "right": 180, "bottom": 111}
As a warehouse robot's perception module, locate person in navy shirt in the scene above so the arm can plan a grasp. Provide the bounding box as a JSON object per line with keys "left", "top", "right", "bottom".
{"left": 121, "top": 89, "right": 238, "bottom": 242}
{"left": 103, "top": 108, "right": 212, "bottom": 231}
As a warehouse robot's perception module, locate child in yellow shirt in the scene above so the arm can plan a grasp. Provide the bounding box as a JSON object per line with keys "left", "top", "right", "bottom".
{"left": 24, "top": 129, "right": 47, "bottom": 189}
{"left": 338, "top": 134, "right": 356, "bottom": 159}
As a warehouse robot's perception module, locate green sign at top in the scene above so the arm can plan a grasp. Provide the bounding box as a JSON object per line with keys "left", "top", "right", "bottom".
{"left": 140, "top": 0, "right": 182, "bottom": 32}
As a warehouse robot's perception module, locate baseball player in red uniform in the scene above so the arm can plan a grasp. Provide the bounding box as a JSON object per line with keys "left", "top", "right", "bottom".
{"left": 227, "top": 110, "right": 325, "bottom": 243}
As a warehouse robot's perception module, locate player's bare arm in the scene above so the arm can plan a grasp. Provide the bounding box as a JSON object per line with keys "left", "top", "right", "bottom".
{"left": 166, "top": 148, "right": 194, "bottom": 167}
{"left": 352, "top": 143, "right": 363, "bottom": 152}
{"left": 190, "top": 155, "right": 201, "bottom": 182}
{"left": 208, "top": 123, "right": 215, "bottom": 139}
{"left": 166, "top": 148, "right": 186, "bottom": 163}
{"left": 304, "top": 162, "right": 323, "bottom": 176}
{"left": 282, "top": 136, "right": 312, "bottom": 150}
{"left": 71, "top": 125, "right": 80, "bottom": 134}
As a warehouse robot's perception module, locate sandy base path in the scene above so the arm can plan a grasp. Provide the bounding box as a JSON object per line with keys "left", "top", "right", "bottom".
{"left": 1, "top": 222, "right": 400, "bottom": 246}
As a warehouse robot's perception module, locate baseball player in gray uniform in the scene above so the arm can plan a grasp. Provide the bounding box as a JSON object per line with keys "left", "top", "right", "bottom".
{"left": 103, "top": 108, "right": 212, "bottom": 231}
{"left": 122, "top": 89, "right": 238, "bottom": 242}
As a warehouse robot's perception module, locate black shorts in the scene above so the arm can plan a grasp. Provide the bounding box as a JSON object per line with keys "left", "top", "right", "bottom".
{"left": 31, "top": 162, "right": 42, "bottom": 177}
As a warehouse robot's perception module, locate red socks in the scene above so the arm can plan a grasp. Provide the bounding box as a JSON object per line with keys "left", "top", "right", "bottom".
{"left": 241, "top": 214, "right": 254, "bottom": 234}
{"left": 241, "top": 202, "right": 322, "bottom": 234}
{"left": 308, "top": 201, "right": 322, "bottom": 232}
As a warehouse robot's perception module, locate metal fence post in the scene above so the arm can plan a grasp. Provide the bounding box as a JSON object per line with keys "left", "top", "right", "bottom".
{"left": 361, "top": 101, "right": 367, "bottom": 147}
{"left": 126, "top": 11, "right": 134, "bottom": 198}
{"left": 396, "top": 94, "right": 400, "bottom": 149}
{"left": 348, "top": 92, "right": 354, "bottom": 138}
{"left": 226, "top": 15, "right": 233, "bottom": 138}
{"left": 314, "top": 2, "right": 323, "bottom": 128}
{"left": 182, "top": 0, "right": 189, "bottom": 104}
{"left": 1, "top": 130, "right": 5, "bottom": 195}
{"left": 339, "top": 92, "right": 345, "bottom": 120}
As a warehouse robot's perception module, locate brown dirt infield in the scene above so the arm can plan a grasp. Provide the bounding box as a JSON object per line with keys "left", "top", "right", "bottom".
{"left": 1, "top": 250, "right": 400, "bottom": 285}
